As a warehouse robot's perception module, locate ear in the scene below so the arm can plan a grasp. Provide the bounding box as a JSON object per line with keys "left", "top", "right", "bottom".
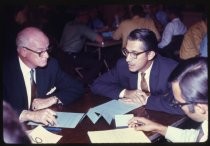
{"left": 18, "top": 48, "right": 27, "bottom": 57}
{"left": 195, "top": 104, "right": 208, "bottom": 114}
{"left": 147, "top": 51, "right": 156, "bottom": 60}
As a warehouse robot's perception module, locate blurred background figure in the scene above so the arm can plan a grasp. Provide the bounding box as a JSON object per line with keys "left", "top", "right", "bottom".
{"left": 3, "top": 101, "right": 31, "bottom": 144}
{"left": 199, "top": 33, "right": 208, "bottom": 57}
{"left": 59, "top": 7, "right": 104, "bottom": 86}
{"left": 179, "top": 12, "right": 207, "bottom": 60}
{"left": 88, "top": 7, "right": 109, "bottom": 33}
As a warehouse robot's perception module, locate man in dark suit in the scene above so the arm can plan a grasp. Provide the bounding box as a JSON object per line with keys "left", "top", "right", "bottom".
{"left": 3, "top": 27, "right": 84, "bottom": 125}
{"left": 91, "top": 28, "right": 184, "bottom": 115}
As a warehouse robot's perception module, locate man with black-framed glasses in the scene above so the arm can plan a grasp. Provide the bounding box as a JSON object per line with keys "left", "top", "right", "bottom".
{"left": 3, "top": 27, "right": 84, "bottom": 126}
{"left": 91, "top": 28, "right": 184, "bottom": 115}
{"left": 129, "top": 57, "right": 208, "bottom": 142}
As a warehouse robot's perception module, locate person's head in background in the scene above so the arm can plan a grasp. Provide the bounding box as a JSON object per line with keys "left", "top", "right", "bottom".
{"left": 169, "top": 57, "right": 208, "bottom": 122}
{"left": 16, "top": 27, "right": 50, "bottom": 69}
{"left": 122, "top": 28, "right": 157, "bottom": 73}
{"left": 3, "top": 101, "right": 31, "bottom": 144}
{"left": 130, "top": 5, "right": 145, "bottom": 17}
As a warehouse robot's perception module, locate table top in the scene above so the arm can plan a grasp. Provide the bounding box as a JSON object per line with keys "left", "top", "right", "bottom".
{"left": 26, "top": 92, "right": 187, "bottom": 143}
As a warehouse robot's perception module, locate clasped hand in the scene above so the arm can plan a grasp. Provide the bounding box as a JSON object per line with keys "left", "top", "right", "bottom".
{"left": 121, "top": 89, "right": 148, "bottom": 105}
{"left": 31, "top": 108, "right": 57, "bottom": 126}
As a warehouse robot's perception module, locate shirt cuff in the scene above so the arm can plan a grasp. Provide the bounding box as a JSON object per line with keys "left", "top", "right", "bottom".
{"left": 119, "top": 89, "right": 126, "bottom": 98}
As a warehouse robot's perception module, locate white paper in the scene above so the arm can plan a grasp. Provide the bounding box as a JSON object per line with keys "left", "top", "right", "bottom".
{"left": 28, "top": 125, "right": 62, "bottom": 144}
{"left": 115, "top": 114, "right": 134, "bottom": 128}
{"left": 88, "top": 128, "right": 151, "bottom": 143}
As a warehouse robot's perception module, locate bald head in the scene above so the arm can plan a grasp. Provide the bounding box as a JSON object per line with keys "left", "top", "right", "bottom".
{"left": 16, "top": 27, "right": 49, "bottom": 50}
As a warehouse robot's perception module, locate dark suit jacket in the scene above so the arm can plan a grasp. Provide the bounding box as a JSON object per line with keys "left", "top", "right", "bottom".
{"left": 3, "top": 56, "right": 84, "bottom": 115}
{"left": 91, "top": 54, "right": 184, "bottom": 115}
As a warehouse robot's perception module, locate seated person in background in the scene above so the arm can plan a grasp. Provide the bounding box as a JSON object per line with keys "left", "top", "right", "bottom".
{"left": 59, "top": 8, "right": 104, "bottom": 85}
{"left": 3, "top": 27, "right": 84, "bottom": 126}
{"left": 158, "top": 6, "right": 187, "bottom": 54}
{"left": 179, "top": 12, "right": 207, "bottom": 60}
{"left": 3, "top": 100, "right": 31, "bottom": 144}
{"left": 199, "top": 33, "right": 207, "bottom": 57}
{"left": 129, "top": 57, "right": 208, "bottom": 142}
{"left": 88, "top": 7, "right": 109, "bottom": 33}
{"left": 112, "top": 5, "right": 160, "bottom": 49}
{"left": 91, "top": 28, "right": 184, "bottom": 115}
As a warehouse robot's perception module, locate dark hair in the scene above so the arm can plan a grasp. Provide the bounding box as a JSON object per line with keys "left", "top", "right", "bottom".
{"left": 169, "top": 57, "right": 208, "bottom": 104}
{"left": 3, "top": 101, "right": 31, "bottom": 144}
{"left": 127, "top": 28, "right": 158, "bottom": 52}
{"left": 131, "top": 5, "right": 145, "bottom": 17}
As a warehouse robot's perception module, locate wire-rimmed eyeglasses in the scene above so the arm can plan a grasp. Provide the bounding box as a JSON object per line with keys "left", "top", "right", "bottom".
{"left": 171, "top": 99, "right": 207, "bottom": 108}
{"left": 122, "top": 48, "right": 150, "bottom": 59}
{"left": 22, "top": 46, "right": 52, "bottom": 57}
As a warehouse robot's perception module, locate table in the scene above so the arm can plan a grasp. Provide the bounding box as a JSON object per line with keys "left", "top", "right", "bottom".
{"left": 85, "top": 39, "right": 122, "bottom": 70}
{"left": 27, "top": 92, "right": 188, "bottom": 143}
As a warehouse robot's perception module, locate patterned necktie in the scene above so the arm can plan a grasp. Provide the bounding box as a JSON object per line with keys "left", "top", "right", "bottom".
{"left": 141, "top": 72, "right": 150, "bottom": 96}
{"left": 30, "top": 69, "right": 37, "bottom": 110}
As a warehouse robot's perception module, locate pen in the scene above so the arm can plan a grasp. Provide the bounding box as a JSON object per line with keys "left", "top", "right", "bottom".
{"left": 44, "top": 127, "right": 62, "bottom": 132}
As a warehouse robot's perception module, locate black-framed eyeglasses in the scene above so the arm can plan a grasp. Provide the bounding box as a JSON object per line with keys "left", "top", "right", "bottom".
{"left": 122, "top": 48, "right": 150, "bottom": 59}
{"left": 22, "top": 46, "right": 51, "bottom": 57}
{"left": 171, "top": 99, "right": 207, "bottom": 108}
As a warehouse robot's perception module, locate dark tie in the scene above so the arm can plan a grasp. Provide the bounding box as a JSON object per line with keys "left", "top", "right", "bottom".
{"left": 141, "top": 72, "right": 150, "bottom": 96}
{"left": 196, "top": 128, "right": 204, "bottom": 142}
{"left": 30, "top": 69, "right": 37, "bottom": 110}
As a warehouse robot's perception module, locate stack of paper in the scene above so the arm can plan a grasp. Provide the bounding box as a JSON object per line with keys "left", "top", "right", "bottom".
{"left": 88, "top": 128, "right": 151, "bottom": 143}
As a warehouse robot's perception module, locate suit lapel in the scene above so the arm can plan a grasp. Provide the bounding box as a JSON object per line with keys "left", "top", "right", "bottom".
{"left": 129, "top": 72, "right": 138, "bottom": 89}
{"left": 149, "top": 57, "right": 159, "bottom": 93}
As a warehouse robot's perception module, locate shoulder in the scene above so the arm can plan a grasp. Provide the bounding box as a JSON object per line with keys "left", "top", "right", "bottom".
{"left": 154, "top": 55, "right": 178, "bottom": 68}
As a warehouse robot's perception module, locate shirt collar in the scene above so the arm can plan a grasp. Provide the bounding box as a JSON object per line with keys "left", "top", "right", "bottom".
{"left": 18, "top": 57, "right": 31, "bottom": 76}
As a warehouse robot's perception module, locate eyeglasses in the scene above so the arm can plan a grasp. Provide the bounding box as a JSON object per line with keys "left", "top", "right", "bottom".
{"left": 22, "top": 46, "right": 51, "bottom": 57}
{"left": 122, "top": 48, "right": 150, "bottom": 59}
{"left": 171, "top": 99, "right": 207, "bottom": 108}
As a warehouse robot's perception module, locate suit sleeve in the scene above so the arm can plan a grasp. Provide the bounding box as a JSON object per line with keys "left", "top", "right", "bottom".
{"left": 90, "top": 61, "right": 124, "bottom": 99}
{"left": 145, "top": 89, "right": 185, "bottom": 115}
{"left": 50, "top": 59, "right": 85, "bottom": 105}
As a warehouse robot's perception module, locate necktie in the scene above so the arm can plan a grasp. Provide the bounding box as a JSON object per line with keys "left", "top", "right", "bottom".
{"left": 141, "top": 72, "right": 150, "bottom": 96}
{"left": 196, "top": 128, "right": 204, "bottom": 142}
{"left": 30, "top": 69, "right": 37, "bottom": 110}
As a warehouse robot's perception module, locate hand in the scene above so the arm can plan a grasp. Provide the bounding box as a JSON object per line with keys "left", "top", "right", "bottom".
{"left": 32, "top": 96, "right": 58, "bottom": 111}
{"left": 24, "top": 109, "right": 57, "bottom": 126}
{"left": 121, "top": 89, "right": 148, "bottom": 105}
{"left": 128, "top": 117, "right": 167, "bottom": 136}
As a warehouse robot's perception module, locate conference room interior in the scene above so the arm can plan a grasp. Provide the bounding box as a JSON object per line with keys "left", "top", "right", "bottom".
{"left": 2, "top": 1, "right": 208, "bottom": 143}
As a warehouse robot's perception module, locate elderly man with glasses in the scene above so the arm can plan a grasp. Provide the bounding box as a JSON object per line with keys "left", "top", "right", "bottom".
{"left": 3, "top": 27, "right": 84, "bottom": 126}
{"left": 91, "top": 28, "right": 184, "bottom": 115}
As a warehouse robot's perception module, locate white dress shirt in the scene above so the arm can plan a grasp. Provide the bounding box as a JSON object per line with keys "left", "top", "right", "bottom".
{"left": 119, "top": 62, "right": 153, "bottom": 104}
{"left": 19, "top": 57, "right": 36, "bottom": 109}
{"left": 158, "top": 18, "right": 187, "bottom": 48}
{"left": 165, "top": 120, "right": 208, "bottom": 142}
